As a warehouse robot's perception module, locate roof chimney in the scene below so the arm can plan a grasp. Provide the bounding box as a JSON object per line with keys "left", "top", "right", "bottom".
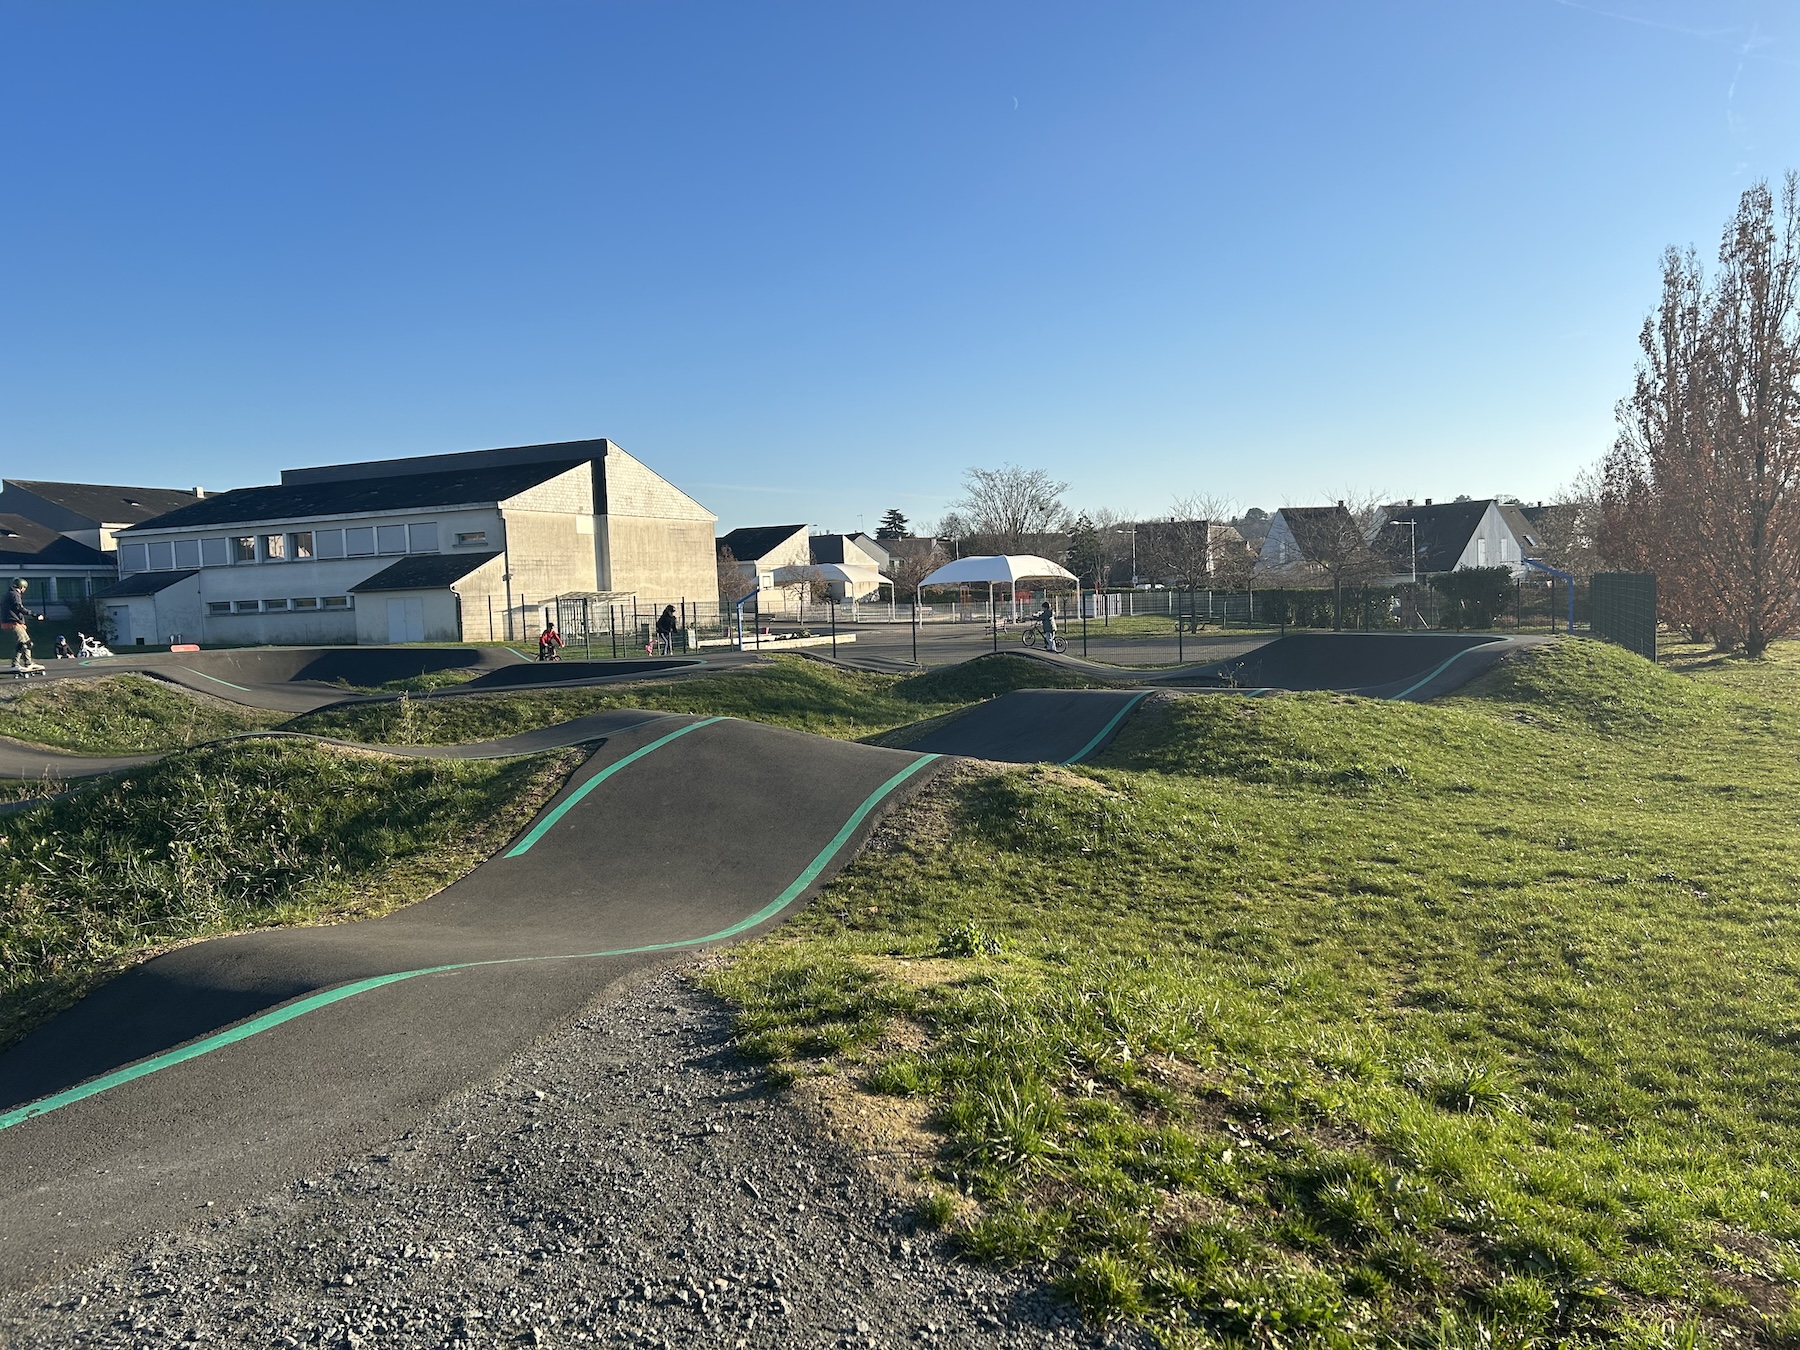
{"left": 1336, "top": 499, "right": 1345, "bottom": 509}
{"left": 1406, "top": 498, "right": 1414, "bottom": 507}
{"left": 194, "top": 487, "right": 206, "bottom": 498}
{"left": 1424, "top": 498, "right": 1433, "bottom": 506}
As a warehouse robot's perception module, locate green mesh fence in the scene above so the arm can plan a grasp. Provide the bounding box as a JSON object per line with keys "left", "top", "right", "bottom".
{"left": 1590, "top": 572, "right": 1657, "bottom": 660}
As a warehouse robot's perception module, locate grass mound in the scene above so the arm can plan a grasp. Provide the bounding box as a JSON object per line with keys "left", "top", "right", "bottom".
{"left": 0, "top": 674, "right": 286, "bottom": 752}
{"left": 707, "top": 642, "right": 1800, "bottom": 1346}
{"left": 0, "top": 739, "right": 579, "bottom": 1049}
{"left": 1455, "top": 637, "right": 1722, "bottom": 733}
{"left": 890, "top": 653, "right": 1120, "bottom": 704}
{"left": 290, "top": 657, "right": 980, "bottom": 745}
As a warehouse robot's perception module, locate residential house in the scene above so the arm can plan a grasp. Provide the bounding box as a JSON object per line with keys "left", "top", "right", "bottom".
{"left": 99, "top": 438, "right": 716, "bottom": 647}
{"left": 717, "top": 525, "right": 812, "bottom": 615}
{"left": 1370, "top": 499, "right": 1533, "bottom": 582}
{"left": 1254, "top": 505, "right": 1365, "bottom": 578}
{"left": 808, "top": 533, "right": 891, "bottom": 602}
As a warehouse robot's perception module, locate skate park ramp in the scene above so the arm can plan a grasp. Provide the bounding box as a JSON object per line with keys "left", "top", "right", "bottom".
{"left": 1185, "top": 633, "right": 1519, "bottom": 700}
{"left": 47, "top": 646, "right": 705, "bottom": 713}
{"left": 905, "top": 689, "right": 1150, "bottom": 764}
{"left": 0, "top": 715, "right": 941, "bottom": 1290}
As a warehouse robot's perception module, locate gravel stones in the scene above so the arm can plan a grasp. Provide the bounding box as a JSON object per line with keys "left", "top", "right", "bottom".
{"left": 0, "top": 963, "right": 1135, "bottom": 1348}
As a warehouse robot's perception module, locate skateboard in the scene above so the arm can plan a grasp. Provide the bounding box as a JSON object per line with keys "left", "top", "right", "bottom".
{"left": 8, "top": 662, "right": 45, "bottom": 678}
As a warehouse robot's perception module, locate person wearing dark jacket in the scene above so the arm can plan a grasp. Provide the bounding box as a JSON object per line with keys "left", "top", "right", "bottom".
{"left": 3, "top": 579, "right": 43, "bottom": 671}
{"left": 654, "top": 605, "right": 679, "bottom": 655}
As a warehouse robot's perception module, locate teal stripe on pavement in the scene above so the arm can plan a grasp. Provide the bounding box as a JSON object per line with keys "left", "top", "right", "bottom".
{"left": 0, "top": 749, "right": 941, "bottom": 1133}
{"left": 1061, "top": 692, "right": 1149, "bottom": 765}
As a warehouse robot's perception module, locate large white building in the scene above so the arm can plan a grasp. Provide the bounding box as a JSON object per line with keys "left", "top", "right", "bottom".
{"left": 99, "top": 439, "right": 717, "bottom": 647}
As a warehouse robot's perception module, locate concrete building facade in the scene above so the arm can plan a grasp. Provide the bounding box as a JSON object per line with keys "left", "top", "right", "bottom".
{"left": 102, "top": 439, "right": 716, "bottom": 647}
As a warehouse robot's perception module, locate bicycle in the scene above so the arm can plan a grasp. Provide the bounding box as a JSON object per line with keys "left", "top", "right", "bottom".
{"left": 1020, "top": 628, "right": 1067, "bottom": 655}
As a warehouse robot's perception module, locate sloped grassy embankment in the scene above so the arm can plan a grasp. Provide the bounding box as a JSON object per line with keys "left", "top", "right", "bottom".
{"left": 0, "top": 742, "right": 581, "bottom": 1050}
{"left": 707, "top": 640, "right": 1800, "bottom": 1347}
{"left": 0, "top": 673, "right": 287, "bottom": 753}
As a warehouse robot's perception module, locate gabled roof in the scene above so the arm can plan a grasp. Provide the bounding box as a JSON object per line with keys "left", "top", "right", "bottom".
{"left": 349, "top": 552, "right": 503, "bottom": 593}
{"left": 4, "top": 481, "right": 204, "bottom": 526}
{"left": 119, "top": 463, "right": 583, "bottom": 533}
{"left": 718, "top": 524, "right": 808, "bottom": 563}
{"left": 0, "top": 515, "right": 113, "bottom": 567}
{"left": 1375, "top": 500, "right": 1493, "bottom": 573}
{"left": 93, "top": 569, "right": 200, "bottom": 598}
{"left": 1269, "top": 505, "right": 1359, "bottom": 564}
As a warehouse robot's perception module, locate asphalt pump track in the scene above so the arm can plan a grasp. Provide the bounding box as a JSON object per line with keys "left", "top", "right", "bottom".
{"left": 0, "top": 634, "right": 1527, "bottom": 1287}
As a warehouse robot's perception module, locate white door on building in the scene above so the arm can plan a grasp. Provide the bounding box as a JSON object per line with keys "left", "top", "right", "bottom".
{"left": 387, "top": 597, "right": 425, "bottom": 644}
{"left": 106, "top": 606, "right": 131, "bottom": 646}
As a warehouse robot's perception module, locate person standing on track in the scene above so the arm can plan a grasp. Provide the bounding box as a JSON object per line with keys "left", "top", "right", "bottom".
{"left": 654, "top": 604, "right": 679, "bottom": 655}
{"left": 3, "top": 578, "right": 44, "bottom": 672}
{"left": 1035, "top": 599, "right": 1058, "bottom": 653}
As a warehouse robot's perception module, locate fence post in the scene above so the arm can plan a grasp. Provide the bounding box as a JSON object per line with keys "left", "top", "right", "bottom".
{"left": 911, "top": 599, "right": 918, "bottom": 664}
{"left": 829, "top": 599, "right": 837, "bottom": 657}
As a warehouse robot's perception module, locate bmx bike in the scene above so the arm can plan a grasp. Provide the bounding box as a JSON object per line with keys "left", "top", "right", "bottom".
{"left": 1020, "top": 628, "right": 1067, "bottom": 655}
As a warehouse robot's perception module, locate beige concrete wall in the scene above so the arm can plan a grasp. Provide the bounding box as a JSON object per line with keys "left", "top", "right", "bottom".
{"left": 495, "top": 509, "right": 599, "bottom": 640}
{"left": 446, "top": 554, "right": 512, "bottom": 643}
{"left": 603, "top": 447, "right": 714, "bottom": 522}
{"left": 504, "top": 463, "right": 595, "bottom": 517}
{"left": 601, "top": 515, "right": 717, "bottom": 604}
{"left": 353, "top": 590, "right": 462, "bottom": 644}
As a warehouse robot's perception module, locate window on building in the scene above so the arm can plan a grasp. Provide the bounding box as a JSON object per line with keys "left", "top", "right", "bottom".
{"left": 55, "top": 577, "right": 87, "bottom": 602}
{"left": 148, "top": 541, "right": 175, "bottom": 571}
{"left": 262, "top": 534, "right": 286, "bottom": 561}
{"left": 376, "top": 524, "right": 407, "bottom": 555}
{"left": 207, "top": 601, "right": 232, "bottom": 616}
{"left": 232, "top": 536, "right": 256, "bottom": 563}
{"left": 233, "top": 600, "right": 260, "bottom": 614}
{"left": 345, "top": 527, "right": 375, "bottom": 556}
{"left": 290, "top": 531, "right": 314, "bottom": 560}
{"left": 263, "top": 598, "right": 290, "bottom": 611}
{"left": 1477, "top": 539, "right": 1488, "bottom": 567}
{"left": 201, "top": 537, "right": 229, "bottom": 567}
{"left": 408, "top": 522, "right": 439, "bottom": 553}
{"left": 293, "top": 596, "right": 319, "bottom": 610}
{"left": 119, "top": 542, "right": 148, "bottom": 573}
{"left": 315, "top": 529, "right": 346, "bottom": 559}
{"left": 19, "top": 578, "right": 48, "bottom": 607}
{"left": 454, "top": 530, "right": 488, "bottom": 547}
{"left": 174, "top": 538, "right": 201, "bottom": 569}
{"left": 322, "top": 595, "right": 351, "bottom": 609}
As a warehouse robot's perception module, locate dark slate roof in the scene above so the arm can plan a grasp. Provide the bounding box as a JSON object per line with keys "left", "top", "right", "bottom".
{"left": 718, "top": 525, "right": 807, "bottom": 563}
{"left": 118, "top": 463, "right": 584, "bottom": 533}
{"left": 93, "top": 569, "right": 199, "bottom": 598}
{"left": 1273, "top": 506, "right": 1359, "bottom": 563}
{"left": 5, "top": 481, "right": 204, "bottom": 525}
{"left": 1375, "top": 500, "right": 1491, "bottom": 574}
{"left": 0, "top": 515, "right": 113, "bottom": 567}
{"left": 349, "top": 552, "right": 502, "bottom": 593}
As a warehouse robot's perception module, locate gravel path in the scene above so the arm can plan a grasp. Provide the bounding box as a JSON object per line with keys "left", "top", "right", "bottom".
{"left": 0, "top": 963, "right": 1132, "bottom": 1350}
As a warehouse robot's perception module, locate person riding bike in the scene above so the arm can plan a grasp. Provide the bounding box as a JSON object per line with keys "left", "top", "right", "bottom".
{"left": 537, "top": 623, "right": 565, "bottom": 662}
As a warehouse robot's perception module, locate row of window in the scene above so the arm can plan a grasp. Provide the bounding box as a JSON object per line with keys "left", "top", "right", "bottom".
{"left": 205, "top": 596, "right": 355, "bottom": 616}
{"left": 15, "top": 577, "right": 95, "bottom": 604}
{"left": 120, "top": 524, "right": 491, "bottom": 574}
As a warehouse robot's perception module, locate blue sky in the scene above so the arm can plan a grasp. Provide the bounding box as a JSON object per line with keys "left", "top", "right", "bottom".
{"left": 3, "top": 2, "right": 1797, "bottom": 533}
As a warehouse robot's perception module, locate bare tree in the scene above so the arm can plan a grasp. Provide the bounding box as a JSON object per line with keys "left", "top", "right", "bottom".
{"left": 886, "top": 543, "right": 945, "bottom": 602}
{"left": 1523, "top": 472, "right": 1605, "bottom": 579}
{"left": 1269, "top": 494, "right": 1388, "bottom": 629}
{"left": 950, "top": 464, "right": 1069, "bottom": 555}
{"left": 1602, "top": 174, "right": 1800, "bottom": 655}
{"left": 716, "top": 546, "right": 755, "bottom": 608}
{"left": 779, "top": 564, "right": 831, "bottom": 623}
{"left": 1141, "top": 493, "right": 1237, "bottom": 586}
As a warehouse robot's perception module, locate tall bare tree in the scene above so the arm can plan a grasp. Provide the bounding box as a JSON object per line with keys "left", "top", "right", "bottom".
{"left": 1602, "top": 174, "right": 1800, "bottom": 655}
{"left": 951, "top": 464, "right": 1069, "bottom": 555}
{"left": 1269, "top": 494, "right": 1388, "bottom": 629}
{"left": 716, "top": 545, "right": 755, "bottom": 608}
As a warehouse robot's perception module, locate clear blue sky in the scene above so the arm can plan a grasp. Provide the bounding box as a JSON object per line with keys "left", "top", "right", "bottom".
{"left": 3, "top": 2, "right": 1797, "bottom": 533}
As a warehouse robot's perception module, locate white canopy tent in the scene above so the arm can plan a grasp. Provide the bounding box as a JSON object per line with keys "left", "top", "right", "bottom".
{"left": 917, "top": 553, "right": 1079, "bottom": 623}
{"left": 771, "top": 561, "right": 894, "bottom": 619}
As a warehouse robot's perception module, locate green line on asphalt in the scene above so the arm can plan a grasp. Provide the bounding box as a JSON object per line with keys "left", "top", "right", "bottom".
{"left": 503, "top": 717, "right": 723, "bottom": 857}
{"left": 180, "top": 667, "right": 254, "bottom": 692}
{"left": 0, "top": 750, "right": 941, "bottom": 1133}
{"left": 1389, "top": 641, "right": 1507, "bottom": 702}
{"left": 1061, "top": 692, "right": 1150, "bottom": 765}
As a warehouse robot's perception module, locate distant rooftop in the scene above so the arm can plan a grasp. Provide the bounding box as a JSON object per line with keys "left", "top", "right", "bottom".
{"left": 0, "top": 514, "right": 113, "bottom": 568}
{"left": 4, "top": 480, "right": 205, "bottom": 526}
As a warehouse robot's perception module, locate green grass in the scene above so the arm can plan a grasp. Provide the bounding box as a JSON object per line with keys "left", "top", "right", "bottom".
{"left": 0, "top": 740, "right": 581, "bottom": 1050}
{"left": 705, "top": 638, "right": 1800, "bottom": 1347}
{"left": 0, "top": 674, "right": 287, "bottom": 752}
{"left": 288, "top": 653, "right": 1118, "bottom": 746}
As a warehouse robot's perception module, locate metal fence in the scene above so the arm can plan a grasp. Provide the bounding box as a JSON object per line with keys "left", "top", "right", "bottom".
{"left": 1589, "top": 572, "right": 1657, "bottom": 660}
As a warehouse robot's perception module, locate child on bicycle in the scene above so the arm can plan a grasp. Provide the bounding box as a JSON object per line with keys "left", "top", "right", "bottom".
{"left": 1036, "top": 600, "right": 1059, "bottom": 651}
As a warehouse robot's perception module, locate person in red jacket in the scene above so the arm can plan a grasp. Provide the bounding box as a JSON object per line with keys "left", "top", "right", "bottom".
{"left": 537, "top": 623, "right": 565, "bottom": 662}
